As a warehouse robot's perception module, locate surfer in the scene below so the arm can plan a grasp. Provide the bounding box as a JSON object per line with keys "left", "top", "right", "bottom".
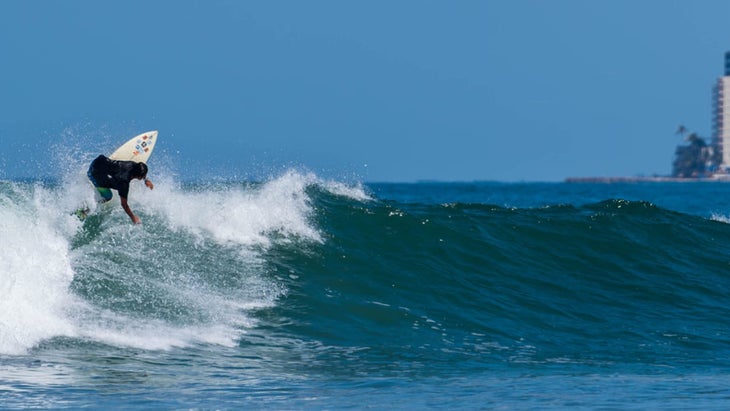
{"left": 87, "top": 155, "right": 154, "bottom": 224}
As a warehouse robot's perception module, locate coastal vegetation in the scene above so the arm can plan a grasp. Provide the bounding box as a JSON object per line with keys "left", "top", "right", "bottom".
{"left": 671, "top": 125, "right": 720, "bottom": 178}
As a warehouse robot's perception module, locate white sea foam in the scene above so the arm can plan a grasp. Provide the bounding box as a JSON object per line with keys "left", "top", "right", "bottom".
{"left": 320, "top": 179, "right": 373, "bottom": 202}
{"left": 0, "top": 178, "right": 258, "bottom": 354}
{"left": 0, "top": 183, "right": 79, "bottom": 355}
{"left": 141, "top": 170, "right": 328, "bottom": 249}
{"left": 71, "top": 309, "right": 246, "bottom": 350}
{"left": 710, "top": 213, "right": 730, "bottom": 224}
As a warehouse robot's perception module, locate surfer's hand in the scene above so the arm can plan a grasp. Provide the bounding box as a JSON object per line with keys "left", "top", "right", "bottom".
{"left": 132, "top": 215, "right": 142, "bottom": 225}
{"left": 145, "top": 179, "right": 154, "bottom": 190}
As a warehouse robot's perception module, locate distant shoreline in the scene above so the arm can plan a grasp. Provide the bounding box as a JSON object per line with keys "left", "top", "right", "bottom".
{"left": 565, "top": 175, "right": 730, "bottom": 183}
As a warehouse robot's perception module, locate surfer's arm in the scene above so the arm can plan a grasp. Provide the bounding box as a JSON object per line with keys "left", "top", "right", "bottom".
{"left": 120, "top": 197, "right": 141, "bottom": 224}
{"left": 144, "top": 179, "right": 154, "bottom": 190}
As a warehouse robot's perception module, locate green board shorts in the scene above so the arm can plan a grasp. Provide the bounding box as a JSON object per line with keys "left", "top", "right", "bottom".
{"left": 95, "top": 186, "right": 113, "bottom": 202}
{"left": 87, "top": 168, "right": 113, "bottom": 202}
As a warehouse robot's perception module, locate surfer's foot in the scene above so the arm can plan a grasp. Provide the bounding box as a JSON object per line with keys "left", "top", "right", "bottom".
{"left": 74, "top": 207, "right": 90, "bottom": 220}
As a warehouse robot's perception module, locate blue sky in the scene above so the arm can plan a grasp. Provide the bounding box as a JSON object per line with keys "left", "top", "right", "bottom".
{"left": 1, "top": 0, "right": 730, "bottom": 182}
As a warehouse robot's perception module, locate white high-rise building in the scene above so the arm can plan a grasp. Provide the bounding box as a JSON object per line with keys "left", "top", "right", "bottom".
{"left": 713, "top": 52, "right": 730, "bottom": 172}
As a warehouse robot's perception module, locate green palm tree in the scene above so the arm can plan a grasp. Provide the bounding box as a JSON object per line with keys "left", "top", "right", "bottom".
{"left": 676, "top": 125, "right": 688, "bottom": 140}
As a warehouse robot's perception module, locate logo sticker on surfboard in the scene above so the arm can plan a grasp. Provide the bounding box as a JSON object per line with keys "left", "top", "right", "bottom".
{"left": 109, "top": 130, "right": 158, "bottom": 162}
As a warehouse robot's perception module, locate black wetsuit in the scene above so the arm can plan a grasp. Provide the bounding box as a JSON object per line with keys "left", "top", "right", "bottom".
{"left": 87, "top": 155, "right": 138, "bottom": 199}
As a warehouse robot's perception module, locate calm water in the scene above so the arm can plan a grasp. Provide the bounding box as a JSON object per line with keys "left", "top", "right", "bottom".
{"left": 3, "top": 175, "right": 730, "bottom": 409}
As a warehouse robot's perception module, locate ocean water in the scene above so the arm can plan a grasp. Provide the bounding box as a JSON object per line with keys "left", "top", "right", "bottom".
{"left": 3, "top": 174, "right": 730, "bottom": 409}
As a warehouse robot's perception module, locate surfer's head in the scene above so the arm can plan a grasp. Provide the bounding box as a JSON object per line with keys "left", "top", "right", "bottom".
{"left": 133, "top": 162, "right": 148, "bottom": 180}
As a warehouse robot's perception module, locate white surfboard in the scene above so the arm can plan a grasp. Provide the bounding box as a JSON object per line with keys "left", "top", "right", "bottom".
{"left": 109, "top": 130, "right": 158, "bottom": 162}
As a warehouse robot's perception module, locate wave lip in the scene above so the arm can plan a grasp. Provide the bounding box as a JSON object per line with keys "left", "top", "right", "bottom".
{"left": 1, "top": 170, "right": 366, "bottom": 355}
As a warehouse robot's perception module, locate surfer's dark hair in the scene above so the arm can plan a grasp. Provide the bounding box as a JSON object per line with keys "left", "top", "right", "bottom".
{"left": 133, "top": 162, "right": 148, "bottom": 179}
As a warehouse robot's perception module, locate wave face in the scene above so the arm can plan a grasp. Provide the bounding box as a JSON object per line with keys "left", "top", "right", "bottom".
{"left": 3, "top": 178, "right": 730, "bottom": 409}
{"left": 267, "top": 183, "right": 730, "bottom": 372}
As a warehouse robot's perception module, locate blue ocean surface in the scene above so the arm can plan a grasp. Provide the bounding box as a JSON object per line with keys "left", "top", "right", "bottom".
{"left": 3, "top": 174, "right": 730, "bottom": 409}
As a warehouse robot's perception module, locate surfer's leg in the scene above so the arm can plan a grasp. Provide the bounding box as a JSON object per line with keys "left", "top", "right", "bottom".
{"left": 87, "top": 168, "right": 113, "bottom": 203}
{"left": 96, "top": 187, "right": 113, "bottom": 203}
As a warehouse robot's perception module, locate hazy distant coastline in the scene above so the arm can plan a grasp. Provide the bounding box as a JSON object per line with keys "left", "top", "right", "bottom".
{"left": 565, "top": 175, "right": 730, "bottom": 183}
